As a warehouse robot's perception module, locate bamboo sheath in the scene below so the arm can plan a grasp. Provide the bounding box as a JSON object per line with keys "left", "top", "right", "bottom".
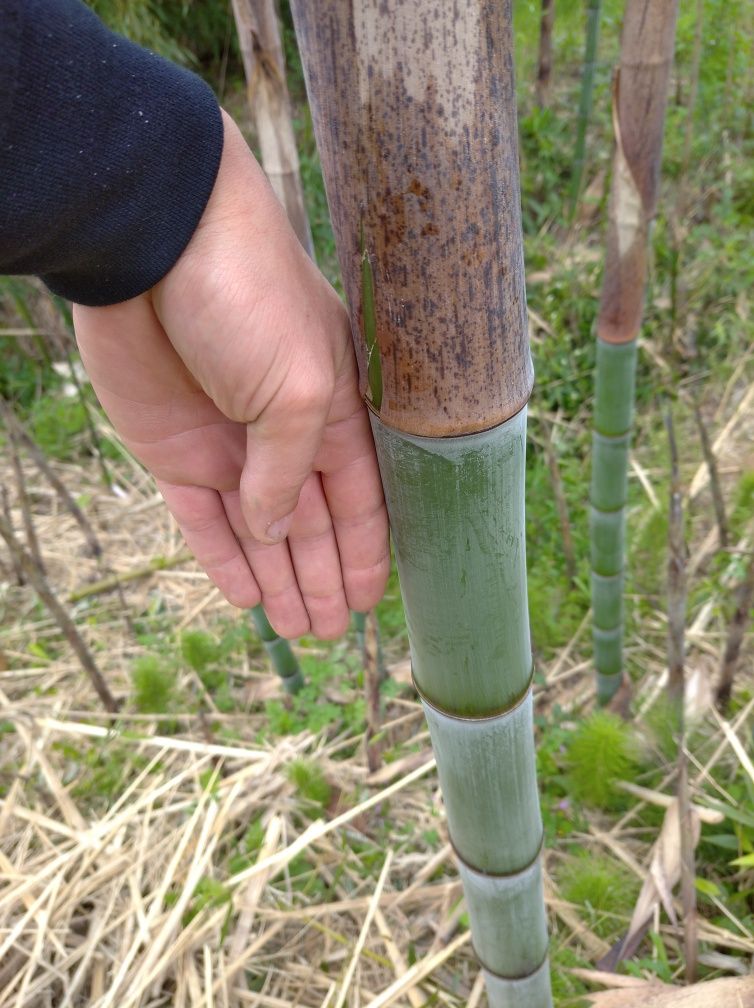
{"left": 591, "top": 0, "right": 678, "bottom": 701}
{"left": 290, "top": 3, "right": 550, "bottom": 1003}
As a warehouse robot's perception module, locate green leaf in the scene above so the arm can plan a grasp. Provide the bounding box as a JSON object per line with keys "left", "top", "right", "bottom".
{"left": 703, "top": 834, "right": 740, "bottom": 851}
{"left": 695, "top": 877, "right": 721, "bottom": 897}
{"left": 730, "top": 853, "right": 754, "bottom": 868}
{"left": 705, "top": 800, "right": 754, "bottom": 830}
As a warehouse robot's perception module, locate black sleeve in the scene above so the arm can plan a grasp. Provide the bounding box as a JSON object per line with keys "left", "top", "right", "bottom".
{"left": 0, "top": 0, "right": 224, "bottom": 306}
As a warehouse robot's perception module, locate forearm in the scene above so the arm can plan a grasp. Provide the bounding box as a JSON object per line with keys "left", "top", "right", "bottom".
{"left": 0, "top": 0, "right": 223, "bottom": 306}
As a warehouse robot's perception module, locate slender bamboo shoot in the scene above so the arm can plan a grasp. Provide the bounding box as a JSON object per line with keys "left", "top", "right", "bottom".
{"left": 591, "top": 0, "right": 678, "bottom": 702}
{"left": 250, "top": 604, "right": 303, "bottom": 694}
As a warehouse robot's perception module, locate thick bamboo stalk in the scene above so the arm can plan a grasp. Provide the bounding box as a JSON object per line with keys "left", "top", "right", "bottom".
{"left": 250, "top": 604, "right": 303, "bottom": 694}
{"left": 231, "top": 0, "right": 314, "bottom": 257}
{"left": 289, "top": 4, "right": 550, "bottom": 1004}
{"left": 570, "top": 0, "right": 602, "bottom": 216}
{"left": 590, "top": 0, "right": 678, "bottom": 703}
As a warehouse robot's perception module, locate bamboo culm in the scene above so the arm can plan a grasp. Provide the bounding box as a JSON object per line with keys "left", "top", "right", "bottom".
{"left": 290, "top": 3, "right": 551, "bottom": 1003}
{"left": 590, "top": 0, "right": 679, "bottom": 702}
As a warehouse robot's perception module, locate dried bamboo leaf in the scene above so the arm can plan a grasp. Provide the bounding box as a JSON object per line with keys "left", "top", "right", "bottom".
{"left": 586, "top": 976, "right": 754, "bottom": 1007}
{"left": 600, "top": 799, "right": 701, "bottom": 968}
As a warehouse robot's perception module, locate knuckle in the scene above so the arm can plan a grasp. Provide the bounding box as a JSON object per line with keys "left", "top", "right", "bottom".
{"left": 286, "top": 366, "right": 334, "bottom": 417}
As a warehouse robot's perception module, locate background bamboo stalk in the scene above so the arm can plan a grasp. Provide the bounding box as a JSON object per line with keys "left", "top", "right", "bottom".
{"left": 2, "top": 404, "right": 102, "bottom": 559}
{"left": 363, "top": 609, "right": 384, "bottom": 774}
{"left": 590, "top": 0, "right": 679, "bottom": 702}
{"left": 716, "top": 542, "right": 754, "bottom": 712}
{"left": 231, "top": 0, "right": 311, "bottom": 686}
{"left": 231, "top": 0, "right": 313, "bottom": 258}
{"left": 0, "top": 512, "right": 118, "bottom": 712}
{"left": 664, "top": 401, "right": 696, "bottom": 979}
{"left": 1, "top": 486, "right": 24, "bottom": 586}
{"left": 569, "top": 0, "right": 601, "bottom": 217}
{"left": 290, "top": 6, "right": 550, "bottom": 1000}
{"left": 678, "top": 747, "right": 698, "bottom": 983}
{"left": 68, "top": 550, "right": 191, "bottom": 602}
{"left": 692, "top": 399, "right": 728, "bottom": 549}
{"left": 540, "top": 417, "right": 577, "bottom": 586}
{"left": 664, "top": 404, "right": 686, "bottom": 703}
{"left": 536, "top": 0, "right": 555, "bottom": 109}
{"left": 4, "top": 409, "right": 45, "bottom": 576}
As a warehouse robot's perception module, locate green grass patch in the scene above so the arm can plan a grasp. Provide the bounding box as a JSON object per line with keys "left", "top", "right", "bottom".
{"left": 566, "top": 712, "right": 639, "bottom": 810}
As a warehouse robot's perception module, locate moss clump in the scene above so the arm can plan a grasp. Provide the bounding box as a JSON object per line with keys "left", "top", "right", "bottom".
{"left": 130, "top": 655, "right": 177, "bottom": 715}
{"left": 286, "top": 758, "right": 332, "bottom": 810}
{"left": 29, "top": 395, "right": 88, "bottom": 461}
{"left": 180, "top": 630, "right": 221, "bottom": 673}
{"left": 566, "top": 712, "right": 639, "bottom": 809}
{"left": 560, "top": 853, "right": 639, "bottom": 940}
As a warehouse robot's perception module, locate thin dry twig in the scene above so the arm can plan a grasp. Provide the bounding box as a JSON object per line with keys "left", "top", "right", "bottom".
{"left": 0, "top": 512, "right": 117, "bottom": 711}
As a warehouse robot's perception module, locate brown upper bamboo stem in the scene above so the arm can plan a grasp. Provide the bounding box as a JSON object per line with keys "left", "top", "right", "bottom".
{"left": 289, "top": 0, "right": 532, "bottom": 437}
{"left": 231, "top": 0, "right": 314, "bottom": 258}
{"left": 597, "top": 0, "right": 678, "bottom": 345}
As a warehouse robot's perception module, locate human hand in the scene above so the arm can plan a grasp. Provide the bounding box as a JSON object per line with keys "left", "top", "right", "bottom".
{"left": 73, "top": 110, "right": 390, "bottom": 639}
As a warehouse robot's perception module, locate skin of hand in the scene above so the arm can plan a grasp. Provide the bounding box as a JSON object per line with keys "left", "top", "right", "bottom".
{"left": 73, "top": 110, "right": 390, "bottom": 640}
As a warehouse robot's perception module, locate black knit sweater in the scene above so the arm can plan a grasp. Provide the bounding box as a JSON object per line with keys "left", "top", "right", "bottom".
{"left": 0, "top": 0, "right": 224, "bottom": 306}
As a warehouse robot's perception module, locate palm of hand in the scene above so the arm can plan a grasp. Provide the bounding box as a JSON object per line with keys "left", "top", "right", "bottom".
{"left": 73, "top": 112, "right": 389, "bottom": 639}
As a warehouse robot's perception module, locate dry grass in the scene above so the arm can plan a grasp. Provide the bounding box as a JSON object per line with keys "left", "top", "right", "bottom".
{"left": 1, "top": 380, "right": 754, "bottom": 1006}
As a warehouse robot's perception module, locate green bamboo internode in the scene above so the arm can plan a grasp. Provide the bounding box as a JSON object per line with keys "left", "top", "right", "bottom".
{"left": 290, "top": 2, "right": 551, "bottom": 1002}
{"left": 590, "top": 341, "right": 636, "bottom": 700}
{"left": 371, "top": 413, "right": 530, "bottom": 718}
{"left": 371, "top": 411, "right": 550, "bottom": 1005}
{"left": 250, "top": 604, "right": 303, "bottom": 694}
{"left": 591, "top": 0, "right": 678, "bottom": 701}
{"left": 420, "top": 690, "right": 540, "bottom": 872}
{"left": 457, "top": 854, "right": 548, "bottom": 980}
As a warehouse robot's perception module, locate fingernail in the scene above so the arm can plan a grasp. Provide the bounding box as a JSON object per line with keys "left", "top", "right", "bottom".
{"left": 266, "top": 511, "right": 294, "bottom": 543}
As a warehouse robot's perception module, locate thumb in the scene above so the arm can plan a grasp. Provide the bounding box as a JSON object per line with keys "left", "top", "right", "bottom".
{"left": 239, "top": 384, "right": 331, "bottom": 544}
